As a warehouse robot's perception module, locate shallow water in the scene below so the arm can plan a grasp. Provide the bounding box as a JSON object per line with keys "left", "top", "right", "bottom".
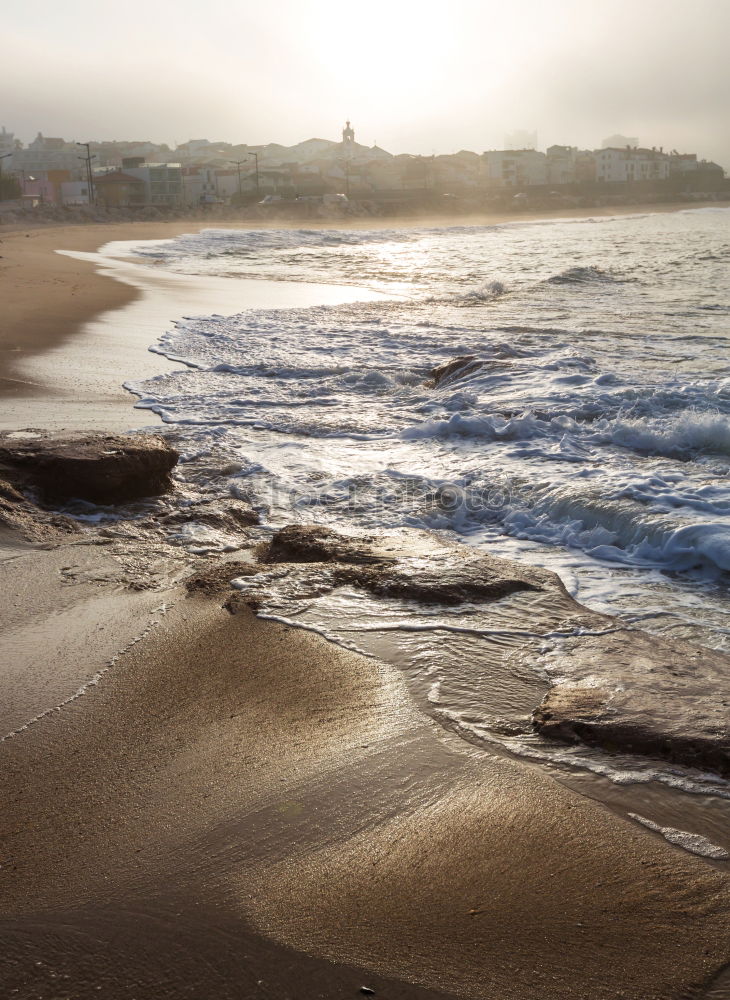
{"left": 117, "top": 208, "right": 730, "bottom": 814}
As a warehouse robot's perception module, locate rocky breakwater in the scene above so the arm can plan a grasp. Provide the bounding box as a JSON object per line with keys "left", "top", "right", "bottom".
{"left": 218, "top": 524, "right": 730, "bottom": 779}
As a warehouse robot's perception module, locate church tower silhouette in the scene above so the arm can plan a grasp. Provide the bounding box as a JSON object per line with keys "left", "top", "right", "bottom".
{"left": 342, "top": 120, "right": 355, "bottom": 158}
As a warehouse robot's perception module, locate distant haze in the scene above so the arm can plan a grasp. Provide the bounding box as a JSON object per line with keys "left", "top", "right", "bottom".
{"left": 5, "top": 0, "right": 730, "bottom": 167}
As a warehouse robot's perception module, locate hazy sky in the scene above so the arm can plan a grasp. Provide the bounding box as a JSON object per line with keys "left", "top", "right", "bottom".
{"left": 5, "top": 0, "right": 730, "bottom": 166}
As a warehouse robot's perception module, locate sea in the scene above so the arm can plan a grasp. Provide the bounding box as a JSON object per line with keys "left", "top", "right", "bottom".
{"left": 112, "top": 207, "right": 730, "bottom": 824}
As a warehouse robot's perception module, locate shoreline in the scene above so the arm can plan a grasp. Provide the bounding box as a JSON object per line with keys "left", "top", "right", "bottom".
{"left": 2, "top": 197, "right": 727, "bottom": 415}
{"left": 1, "top": 206, "right": 729, "bottom": 998}
{"left": 0, "top": 224, "right": 386, "bottom": 432}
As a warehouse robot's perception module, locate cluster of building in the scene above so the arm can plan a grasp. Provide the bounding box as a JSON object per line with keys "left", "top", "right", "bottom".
{"left": 0, "top": 124, "right": 725, "bottom": 210}
{"left": 479, "top": 133, "right": 723, "bottom": 189}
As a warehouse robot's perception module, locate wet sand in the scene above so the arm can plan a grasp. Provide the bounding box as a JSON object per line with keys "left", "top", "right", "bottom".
{"left": 1, "top": 535, "right": 729, "bottom": 1000}
{"left": 0, "top": 223, "right": 386, "bottom": 431}
{"left": 1, "top": 223, "right": 177, "bottom": 392}
{"left": 1, "top": 215, "right": 729, "bottom": 999}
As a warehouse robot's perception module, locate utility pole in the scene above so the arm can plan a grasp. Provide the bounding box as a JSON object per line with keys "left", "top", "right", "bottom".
{"left": 0, "top": 152, "right": 12, "bottom": 201}
{"left": 231, "top": 159, "right": 245, "bottom": 202}
{"left": 248, "top": 151, "right": 260, "bottom": 198}
{"left": 77, "top": 142, "right": 96, "bottom": 206}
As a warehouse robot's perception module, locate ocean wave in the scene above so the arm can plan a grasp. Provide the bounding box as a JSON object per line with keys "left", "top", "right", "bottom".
{"left": 502, "top": 488, "right": 730, "bottom": 574}
{"left": 451, "top": 280, "right": 508, "bottom": 306}
{"left": 134, "top": 226, "right": 417, "bottom": 260}
{"left": 127, "top": 208, "right": 730, "bottom": 584}
{"left": 392, "top": 469, "right": 730, "bottom": 577}
{"left": 404, "top": 400, "right": 730, "bottom": 462}
{"left": 601, "top": 410, "right": 730, "bottom": 459}
{"left": 545, "top": 265, "right": 624, "bottom": 285}
{"left": 402, "top": 409, "right": 551, "bottom": 442}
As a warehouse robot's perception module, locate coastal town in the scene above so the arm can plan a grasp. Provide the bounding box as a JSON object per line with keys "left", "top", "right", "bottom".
{"left": 0, "top": 122, "right": 726, "bottom": 217}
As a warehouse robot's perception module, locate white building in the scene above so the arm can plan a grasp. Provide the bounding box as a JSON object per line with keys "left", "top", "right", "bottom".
{"left": 595, "top": 147, "right": 670, "bottom": 183}
{"left": 182, "top": 166, "right": 220, "bottom": 204}
{"left": 482, "top": 149, "right": 547, "bottom": 187}
{"left": 14, "top": 133, "right": 86, "bottom": 176}
{"left": 213, "top": 169, "right": 240, "bottom": 201}
{"left": 669, "top": 153, "right": 700, "bottom": 174}
{"left": 546, "top": 145, "right": 578, "bottom": 185}
{"left": 119, "top": 163, "right": 183, "bottom": 205}
{"left": 60, "top": 181, "right": 91, "bottom": 206}
{"left": 666, "top": 152, "right": 723, "bottom": 177}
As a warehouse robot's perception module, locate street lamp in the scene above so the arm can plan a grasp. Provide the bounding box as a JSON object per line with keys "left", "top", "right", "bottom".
{"left": 77, "top": 142, "right": 96, "bottom": 205}
{"left": 248, "top": 151, "right": 260, "bottom": 198}
{"left": 27, "top": 174, "right": 41, "bottom": 204}
{"left": 0, "top": 152, "right": 12, "bottom": 201}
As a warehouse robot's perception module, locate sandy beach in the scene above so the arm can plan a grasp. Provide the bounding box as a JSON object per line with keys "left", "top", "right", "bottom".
{"left": 0, "top": 221, "right": 389, "bottom": 431}
{"left": 1, "top": 210, "right": 729, "bottom": 1000}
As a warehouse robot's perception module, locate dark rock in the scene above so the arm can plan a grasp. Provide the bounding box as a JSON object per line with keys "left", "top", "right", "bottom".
{"left": 427, "top": 355, "right": 512, "bottom": 388}
{"left": 267, "top": 524, "right": 385, "bottom": 566}
{"left": 0, "top": 432, "right": 179, "bottom": 505}
{"left": 427, "top": 355, "right": 482, "bottom": 387}
{"left": 162, "top": 499, "right": 259, "bottom": 532}
{"left": 0, "top": 479, "right": 26, "bottom": 504}
{"left": 185, "top": 560, "right": 260, "bottom": 596}
{"left": 0, "top": 477, "right": 80, "bottom": 542}
{"left": 532, "top": 630, "right": 730, "bottom": 777}
{"left": 264, "top": 524, "right": 550, "bottom": 605}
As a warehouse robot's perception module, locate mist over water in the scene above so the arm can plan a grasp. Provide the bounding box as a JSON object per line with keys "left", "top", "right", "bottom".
{"left": 126, "top": 207, "right": 730, "bottom": 795}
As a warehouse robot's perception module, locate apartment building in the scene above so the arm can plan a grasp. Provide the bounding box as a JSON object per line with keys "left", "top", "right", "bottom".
{"left": 482, "top": 149, "right": 547, "bottom": 187}
{"left": 595, "top": 147, "right": 670, "bottom": 183}
{"left": 14, "top": 133, "right": 86, "bottom": 176}
{"left": 121, "top": 163, "right": 183, "bottom": 205}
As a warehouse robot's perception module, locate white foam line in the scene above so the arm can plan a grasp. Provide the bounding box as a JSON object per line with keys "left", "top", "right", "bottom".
{"left": 260, "top": 619, "right": 625, "bottom": 642}
{"left": 256, "top": 612, "right": 381, "bottom": 659}
{"left": 311, "top": 621, "right": 547, "bottom": 639}
{"left": 258, "top": 611, "right": 730, "bottom": 800}
{"left": 628, "top": 813, "right": 729, "bottom": 860}
{"left": 449, "top": 720, "right": 730, "bottom": 800}
{"left": 0, "top": 603, "right": 173, "bottom": 744}
{"left": 623, "top": 611, "right": 730, "bottom": 635}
